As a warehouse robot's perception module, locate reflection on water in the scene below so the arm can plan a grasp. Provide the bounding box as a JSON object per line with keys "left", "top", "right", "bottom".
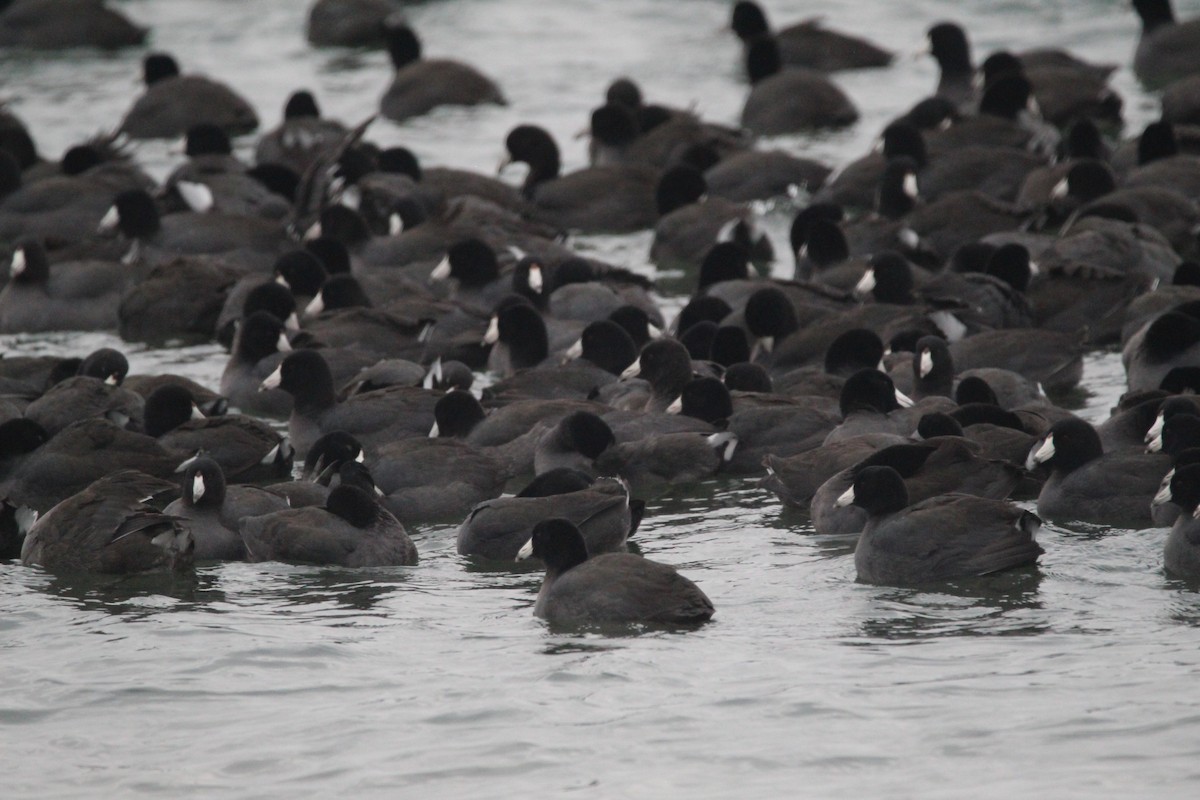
{"left": 855, "top": 569, "right": 1047, "bottom": 642}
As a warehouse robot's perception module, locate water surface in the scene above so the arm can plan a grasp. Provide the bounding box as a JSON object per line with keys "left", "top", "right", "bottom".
{"left": 3, "top": 1, "right": 1200, "bottom": 797}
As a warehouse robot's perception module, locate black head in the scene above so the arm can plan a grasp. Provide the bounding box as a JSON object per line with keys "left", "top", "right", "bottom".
{"left": 1064, "top": 159, "right": 1117, "bottom": 204}
{"left": 0, "top": 151, "right": 21, "bottom": 197}
{"left": 1138, "top": 120, "right": 1179, "bottom": 165}
{"left": 789, "top": 203, "right": 845, "bottom": 257}
{"left": 10, "top": 239, "right": 49, "bottom": 285}
{"left": 274, "top": 251, "right": 328, "bottom": 297}
{"left": 144, "top": 384, "right": 199, "bottom": 437}
{"left": 980, "top": 51, "right": 1024, "bottom": 90}
{"left": 839, "top": 465, "right": 910, "bottom": 516}
{"left": 912, "top": 335, "right": 953, "bottom": 397}
{"left": 0, "top": 418, "right": 49, "bottom": 458}
{"left": 679, "top": 320, "right": 718, "bottom": 360}
{"left": 244, "top": 281, "right": 297, "bottom": 323}
{"left": 630, "top": 337, "right": 694, "bottom": 391}
{"left": 678, "top": 377, "right": 733, "bottom": 424}
{"left": 1159, "top": 413, "right": 1200, "bottom": 456}
{"left": 523, "top": 518, "right": 589, "bottom": 571}
{"left": 1026, "top": 417, "right": 1103, "bottom": 474}
{"left": 556, "top": 412, "right": 615, "bottom": 459}
{"left": 432, "top": 391, "right": 486, "bottom": 438}
{"left": 803, "top": 220, "right": 850, "bottom": 268}
{"left": 1134, "top": 0, "right": 1176, "bottom": 33}
{"left": 270, "top": 350, "right": 335, "bottom": 406}
{"left": 1173, "top": 261, "right": 1200, "bottom": 288}
{"left": 305, "top": 237, "right": 352, "bottom": 275}
{"left": 505, "top": 125, "right": 561, "bottom": 190}
{"left": 1167, "top": 463, "right": 1200, "bottom": 515}
{"left": 302, "top": 431, "right": 364, "bottom": 478}
{"left": 731, "top": 1, "right": 770, "bottom": 40}
{"left": 608, "top": 305, "right": 655, "bottom": 348}
{"left": 143, "top": 53, "right": 180, "bottom": 86}
{"left": 384, "top": 21, "right": 422, "bottom": 68}
{"left": 312, "top": 274, "right": 371, "bottom": 314}
{"left": 446, "top": 238, "right": 500, "bottom": 286}
{"left": 881, "top": 122, "right": 928, "bottom": 169}
{"left": 950, "top": 241, "right": 998, "bottom": 275}
{"left": 840, "top": 369, "right": 907, "bottom": 417}
{"left": 284, "top": 90, "right": 320, "bottom": 120}
{"left": 710, "top": 325, "right": 751, "bottom": 368}
{"left": 181, "top": 456, "right": 226, "bottom": 509}
{"left": 861, "top": 251, "right": 916, "bottom": 304}
{"left": 979, "top": 75, "right": 1033, "bottom": 120}
{"left": 61, "top": 145, "right": 104, "bottom": 176}
{"left": 493, "top": 301, "right": 549, "bottom": 369}
{"left": 247, "top": 163, "right": 300, "bottom": 201}
{"left": 675, "top": 295, "right": 732, "bottom": 337}
{"left": 1143, "top": 312, "right": 1200, "bottom": 362}
{"left": 656, "top": 165, "right": 707, "bottom": 215}
{"left": 824, "top": 329, "right": 885, "bottom": 377}
{"left": 1161, "top": 367, "right": 1200, "bottom": 394}
{"left": 236, "top": 310, "right": 290, "bottom": 362}
{"left": 110, "top": 189, "right": 161, "bottom": 238}
{"left": 325, "top": 485, "right": 380, "bottom": 529}
{"left": 698, "top": 242, "right": 752, "bottom": 292}
{"left": 1063, "top": 118, "right": 1107, "bottom": 161}
{"left": 954, "top": 375, "right": 1000, "bottom": 406}
{"left": 0, "top": 127, "right": 37, "bottom": 171}
{"left": 724, "top": 362, "right": 773, "bottom": 393}
{"left": 985, "top": 244, "right": 1033, "bottom": 292}
{"left": 184, "top": 124, "right": 232, "bottom": 157}
{"left": 578, "top": 320, "right": 638, "bottom": 376}
{"left": 927, "top": 22, "right": 972, "bottom": 75}
{"left": 917, "top": 412, "right": 964, "bottom": 439}
{"left": 590, "top": 103, "right": 641, "bottom": 148}
{"left": 605, "top": 77, "right": 643, "bottom": 110}
{"left": 378, "top": 146, "right": 422, "bottom": 180}
{"left": 77, "top": 347, "right": 129, "bottom": 386}
{"left": 317, "top": 205, "right": 371, "bottom": 248}
{"left": 744, "top": 287, "right": 799, "bottom": 340}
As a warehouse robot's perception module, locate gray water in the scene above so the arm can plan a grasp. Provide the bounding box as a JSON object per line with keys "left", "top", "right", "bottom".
{"left": 3, "top": 1, "right": 1200, "bottom": 797}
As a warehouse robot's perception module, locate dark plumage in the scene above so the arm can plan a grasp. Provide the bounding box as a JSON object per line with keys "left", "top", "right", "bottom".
{"left": 838, "top": 465, "right": 1043, "bottom": 586}
{"left": 517, "top": 518, "right": 714, "bottom": 625}
{"left": 20, "top": 471, "right": 191, "bottom": 574}
{"left": 240, "top": 484, "right": 417, "bottom": 567}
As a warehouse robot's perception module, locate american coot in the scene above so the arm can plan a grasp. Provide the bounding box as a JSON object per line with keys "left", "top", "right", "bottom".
{"left": 0, "top": 0, "right": 146, "bottom": 49}
{"left": 1159, "top": 463, "right": 1200, "bottom": 581}
{"left": 163, "top": 457, "right": 289, "bottom": 561}
{"left": 1133, "top": 0, "right": 1200, "bottom": 87}
{"left": 838, "top": 465, "right": 1043, "bottom": 586}
{"left": 255, "top": 90, "right": 348, "bottom": 175}
{"left": 517, "top": 518, "right": 714, "bottom": 626}
{"left": 261, "top": 349, "right": 438, "bottom": 457}
{"left": 144, "top": 385, "right": 293, "bottom": 482}
{"left": 730, "top": 1, "right": 892, "bottom": 72}
{"left": 739, "top": 37, "right": 859, "bottom": 135}
{"left": 306, "top": 0, "right": 402, "bottom": 48}
{"left": 378, "top": 20, "right": 506, "bottom": 122}
{"left": 501, "top": 124, "right": 660, "bottom": 233}
{"left": 812, "top": 437, "right": 1022, "bottom": 536}
{"left": 119, "top": 53, "right": 259, "bottom": 139}
{"left": 241, "top": 484, "right": 417, "bottom": 567}
{"left": 20, "top": 471, "right": 192, "bottom": 574}
{"left": 1025, "top": 417, "right": 1169, "bottom": 528}
{"left": 456, "top": 473, "right": 633, "bottom": 560}
{"left": 0, "top": 239, "right": 127, "bottom": 333}
{"left": 0, "top": 418, "right": 178, "bottom": 514}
